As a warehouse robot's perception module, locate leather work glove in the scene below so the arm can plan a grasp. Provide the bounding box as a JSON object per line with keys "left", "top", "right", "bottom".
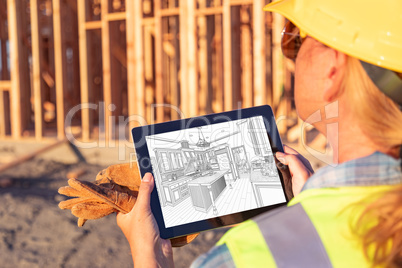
{"left": 58, "top": 163, "right": 199, "bottom": 247}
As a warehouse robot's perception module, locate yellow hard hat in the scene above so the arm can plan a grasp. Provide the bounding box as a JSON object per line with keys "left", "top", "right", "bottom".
{"left": 263, "top": 0, "right": 402, "bottom": 73}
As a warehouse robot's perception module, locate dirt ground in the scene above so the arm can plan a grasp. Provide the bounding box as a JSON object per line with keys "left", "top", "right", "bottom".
{"left": 0, "top": 158, "right": 228, "bottom": 268}
{"left": 0, "top": 142, "right": 328, "bottom": 268}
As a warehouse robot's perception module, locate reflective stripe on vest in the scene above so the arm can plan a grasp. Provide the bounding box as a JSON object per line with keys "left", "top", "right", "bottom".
{"left": 253, "top": 203, "right": 332, "bottom": 268}
{"left": 218, "top": 186, "right": 394, "bottom": 267}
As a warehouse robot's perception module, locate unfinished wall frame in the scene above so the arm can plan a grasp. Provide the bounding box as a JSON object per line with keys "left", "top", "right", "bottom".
{"left": 1, "top": 0, "right": 294, "bottom": 144}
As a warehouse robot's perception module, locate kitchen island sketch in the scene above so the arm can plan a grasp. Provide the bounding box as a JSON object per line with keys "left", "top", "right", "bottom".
{"left": 145, "top": 116, "right": 287, "bottom": 228}
{"left": 188, "top": 169, "right": 229, "bottom": 215}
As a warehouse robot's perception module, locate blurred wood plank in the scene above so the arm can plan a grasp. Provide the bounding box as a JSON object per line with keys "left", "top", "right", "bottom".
{"left": 0, "top": 139, "right": 66, "bottom": 173}
{"left": 253, "top": 0, "right": 266, "bottom": 106}
{"left": 126, "top": 0, "right": 145, "bottom": 130}
{"left": 53, "top": 0, "right": 66, "bottom": 139}
{"left": 154, "top": 0, "right": 164, "bottom": 122}
{"left": 198, "top": 0, "right": 208, "bottom": 115}
{"left": 78, "top": 0, "right": 92, "bottom": 141}
{"left": 144, "top": 26, "right": 154, "bottom": 123}
{"left": 168, "top": 0, "right": 180, "bottom": 120}
{"left": 7, "top": 0, "right": 31, "bottom": 139}
{"left": 105, "top": 12, "right": 126, "bottom": 21}
{"left": 101, "top": 0, "right": 112, "bottom": 144}
{"left": 0, "top": 81, "right": 11, "bottom": 90}
{"left": 0, "top": 9, "right": 10, "bottom": 138}
{"left": 0, "top": 91, "right": 5, "bottom": 137}
{"left": 230, "top": 0, "right": 254, "bottom": 5}
{"left": 223, "top": 0, "right": 232, "bottom": 111}
{"left": 179, "top": 0, "right": 189, "bottom": 117}
{"left": 196, "top": 7, "right": 223, "bottom": 16}
{"left": 30, "top": 0, "right": 44, "bottom": 140}
{"left": 240, "top": 5, "right": 252, "bottom": 108}
{"left": 85, "top": 21, "right": 102, "bottom": 30}
{"left": 187, "top": 0, "right": 198, "bottom": 117}
{"left": 213, "top": 11, "right": 223, "bottom": 113}
{"left": 160, "top": 8, "right": 180, "bottom": 17}
{"left": 272, "top": 13, "right": 285, "bottom": 110}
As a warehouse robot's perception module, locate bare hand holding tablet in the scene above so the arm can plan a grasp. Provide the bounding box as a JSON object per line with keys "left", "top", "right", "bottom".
{"left": 132, "top": 105, "right": 292, "bottom": 239}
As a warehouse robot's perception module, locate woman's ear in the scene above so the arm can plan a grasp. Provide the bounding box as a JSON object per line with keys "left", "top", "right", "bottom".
{"left": 323, "top": 50, "right": 347, "bottom": 102}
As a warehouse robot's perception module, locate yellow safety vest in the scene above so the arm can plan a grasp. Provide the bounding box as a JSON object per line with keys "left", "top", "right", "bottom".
{"left": 217, "top": 185, "right": 393, "bottom": 268}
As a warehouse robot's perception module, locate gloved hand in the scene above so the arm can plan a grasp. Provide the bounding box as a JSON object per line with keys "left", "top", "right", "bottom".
{"left": 58, "top": 163, "right": 198, "bottom": 247}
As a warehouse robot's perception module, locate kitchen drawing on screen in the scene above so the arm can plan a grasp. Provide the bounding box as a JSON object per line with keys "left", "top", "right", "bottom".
{"left": 145, "top": 116, "right": 286, "bottom": 228}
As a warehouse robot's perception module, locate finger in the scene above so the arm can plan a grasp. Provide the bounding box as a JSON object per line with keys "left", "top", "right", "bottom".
{"left": 279, "top": 146, "right": 314, "bottom": 174}
{"left": 77, "top": 218, "right": 87, "bottom": 227}
{"left": 58, "top": 197, "right": 98, "bottom": 210}
{"left": 58, "top": 186, "right": 82, "bottom": 197}
{"left": 285, "top": 154, "right": 312, "bottom": 177}
{"left": 283, "top": 144, "right": 300, "bottom": 155}
{"left": 72, "top": 202, "right": 115, "bottom": 219}
{"left": 135, "top": 173, "right": 154, "bottom": 210}
{"left": 116, "top": 211, "right": 124, "bottom": 223}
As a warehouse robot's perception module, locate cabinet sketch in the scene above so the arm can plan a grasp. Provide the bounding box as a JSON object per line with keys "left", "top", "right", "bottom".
{"left": 145, "top": 116, "right": 286, "bottom": 228}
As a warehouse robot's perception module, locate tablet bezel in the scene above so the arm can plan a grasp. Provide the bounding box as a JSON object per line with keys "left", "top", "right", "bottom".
{"left": 132, "top": 105, "right": 290, "bottom": 239}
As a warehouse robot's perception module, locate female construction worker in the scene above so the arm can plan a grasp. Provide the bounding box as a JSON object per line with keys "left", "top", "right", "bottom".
{"left": 117, "top": 0, "right": 402, "bottom": 267}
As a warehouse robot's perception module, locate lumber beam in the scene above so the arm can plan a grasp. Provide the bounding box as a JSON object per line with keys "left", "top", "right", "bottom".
{"left": 223, "top": 0, "right": 232, "bottom": 111}
{"left": 154, "top": 0, "right": 164, "bottom": 122}
{"left": 179, "top": 0, "right": 189, "bottom": 117}
{"left": 126, "top": 0, "right": 145, "bottom": 130}
{"left": 0, "top": 81, "right": 11, "bottom": 90}
{"left": 272, "top": 13, "right": 285, "bottom": 110}
{"left": 77, "top": 0, "right": 92, "bottom": 141}
{"left": 253, "top": 0, "right": 266, "bottom": 106}
{"left": 240, "top": 5, "right": 252, "bottom": 108}
{"left": 160, "top": 8, "right": 180, "bottom": 17}
{"left": 0, "top": 90, "right": 6, "bottom": 137}
{"left": 7, "top": 0, "right": 31, "bottom": 139}
{"left": 53, "top": 0, "right": 66, "bottom": 139}
{"left": 198, "top": 0, "right": 208, "bottom": 115}
{"left": 187, "top": 0, "right": 197, "bottom": 117}
{"left": 0, "top": 139, "right": 67, "bottom": 173}
{"left": 101, "top": 0, "right": 113, "bottom": 144}
{"left": 85, "top": 21, "right": 102, "bottom": 30}
{"left": 30, "top": 0, "right": 44, "bottom": 140}
{"left": 105, "top": 12, "right": 126, "bottom": 21}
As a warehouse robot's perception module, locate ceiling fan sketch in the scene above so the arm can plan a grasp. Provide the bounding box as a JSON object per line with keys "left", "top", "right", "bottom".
{"left": 147, "top": 127, "right": 241, "bottom": 148}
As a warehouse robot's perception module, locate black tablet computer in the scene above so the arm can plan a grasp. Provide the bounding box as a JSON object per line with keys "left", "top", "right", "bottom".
{"left": 132, "top": 105, "right": 291, "bottom": 239}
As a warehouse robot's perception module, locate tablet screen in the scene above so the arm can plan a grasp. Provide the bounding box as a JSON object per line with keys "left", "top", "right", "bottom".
{"left": 144, "top": 115, "right": 286, "bottom": 229}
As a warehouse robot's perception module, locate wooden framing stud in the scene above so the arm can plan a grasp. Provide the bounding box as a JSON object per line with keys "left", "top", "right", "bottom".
{"left": 240, "top": 5, "right": 252, "bottom": 108}
{"left": 187, "top": 0, "right": 198, "bottom": 117}
{"left": 7, "top": 0, "right": 31, "bottom": 140}
{"left": 101, "top": 0, "right": 113, "bottom": 144}
{"left": 30, "top": 0, "right": 44, "bottom": 140}
{"left": 0, "top": 90, "right": 6, "bottom": 137}
{"left": 85, "top": 21, "right": 102, "bottom": 30}
{"left": 53, "top": 0, "right": 66, "bottom": 139}
{"left": 253, "top": 0, "right": 266, "bottom": 106}
{"left": 223, "top": 0, "right": 232, "bottom": 111}
{"left": 272, "top": 12, "right": 285, "bottom": 110}
{"left": 78, "top": 0, "right": 92, "bottom": 141}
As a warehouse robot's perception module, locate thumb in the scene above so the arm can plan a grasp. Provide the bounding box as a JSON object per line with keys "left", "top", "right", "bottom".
{"left": 135, "top": 173, "right": 154, "bottom": 210}
{"left": 275, "top": 151, "right": 289, "bottom": 165}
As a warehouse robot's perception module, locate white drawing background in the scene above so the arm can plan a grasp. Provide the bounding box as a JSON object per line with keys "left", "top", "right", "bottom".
{"left": 145, "top": 116, "right": 286, "bottom": 228}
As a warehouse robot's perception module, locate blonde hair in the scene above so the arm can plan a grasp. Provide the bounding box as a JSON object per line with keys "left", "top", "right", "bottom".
{"left": 342, "top": 56, "right": 402, "bottom": 267}
{"left": 342, "top": 57, "right": 402, "bottom": 150}
{"left": 354, "top": 186, "right": 402, "bottom": 268}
